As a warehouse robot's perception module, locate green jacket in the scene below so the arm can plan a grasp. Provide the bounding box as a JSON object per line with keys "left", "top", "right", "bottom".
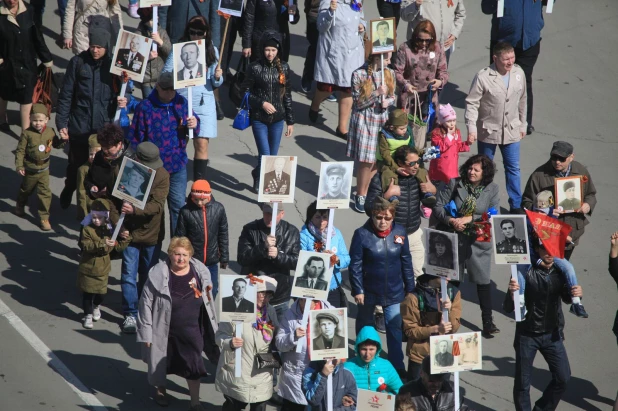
{"left": 15, "top": 127, "right": 64, "bottom": 172}
{"left": 376, "top": 127, "right": 414, "bottom": 167}
{"left": 76, "top": 163, "right": 93, "bottom": 222}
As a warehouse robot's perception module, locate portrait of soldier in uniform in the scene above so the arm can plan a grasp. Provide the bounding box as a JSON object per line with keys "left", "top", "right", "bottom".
{"left": 496, "top": 219, "right": 527, "bottom": 254}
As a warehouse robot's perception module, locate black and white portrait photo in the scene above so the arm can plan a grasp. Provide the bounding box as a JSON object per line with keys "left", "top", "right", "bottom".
{"left": 218, "top": 0, "right": 244, "bottom": 17}
{"left": 291, "top": 251, "right": 333, "bottom": 300}
{"left": 424, "top": 229, "right": 459, "bottom": 280}
{"left": 110, "top": 29, "right": 152, "bottom": 82}
{"left": 112, "top": 157, "right": 156, "bottom": 210}
{"left": 218, "top": 274, "right": 257, "bottom": 323}
{"left": 555, "top": 176, "right": 582, "bottom": 212}
{"left": 491, "top": 215, "right": 530, "bottom": 265}
{"left": 173, "top": 40, "right": 207, "bottom": 89}
{"left": 430, "top": 332, "right": 483, "bottom": 373}
{"left": 317, "top": 161, "right": 354, "bottom": 210}
{"left": 370, "top": 18, "right": 396, "bottom": 54}
{"left": 258, "top": 156, "right": 298, "bottom": 204}
{"left": 309, "top": 308, "right": 348, "bottom": 361}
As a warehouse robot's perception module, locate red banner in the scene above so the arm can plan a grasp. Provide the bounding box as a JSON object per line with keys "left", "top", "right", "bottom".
{"left": 525, "top": 210, "right": 572, "bottom": 259}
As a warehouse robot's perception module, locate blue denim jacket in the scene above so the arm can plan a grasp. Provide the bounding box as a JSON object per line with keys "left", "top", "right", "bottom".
{"left": 482, "top": 0, "right": 546, "bottom": 50}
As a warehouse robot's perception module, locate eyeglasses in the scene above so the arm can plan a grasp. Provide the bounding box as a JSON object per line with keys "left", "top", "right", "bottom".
{"left": 374, "top": 215, "right": 393, "bottom": 221}
{"left": 550, "top": 154, "right": 568, "bottom": 162}
{"left": 189, "top": 29, "right": 205, "bottom": 37}
{"left": 405, "top": 159, "right": 421, "bottom": 167}
{"left": 416, "top": 38, "right": 433, "bottom": 43}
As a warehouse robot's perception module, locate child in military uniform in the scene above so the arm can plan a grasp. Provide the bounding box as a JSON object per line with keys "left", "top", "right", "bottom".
{"left": 78, "top": 199, "right": 131, "bottom": 329}
{"left": 377, "top": 109, "right": 435, "bottom": 207}
{"left": 14, "top": 104, "right": 66, "bottom": 231}
{"left": 76, "top": 135, "right": 102, "bottom": 222}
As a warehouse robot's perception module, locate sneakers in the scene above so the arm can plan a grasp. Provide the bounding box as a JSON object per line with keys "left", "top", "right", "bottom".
{"left": 122, "top": 315, "right": 137, "bottom": 334}
{"left": 374, "top": 312, "right": 386, "bottom": 334}
{"left": 59, "top": 186, "right": 73, "bottom": 209}
{"left": 13, "top": 205, "right": 25, "bottom": 217}
{"left": 83, "top": 314, "right": 94, "bottom": 329}
{"left": 93, "top": 306, "right": 101, "bottom": 321}
{"left": 326, "top": 93, "right": 337, "bottom": 102}
{"left": 127, "top": 3, "right": 139, "bottom": 18}
{"left": 569, "top": 304, "right": 589, "bottom": 318}
{"left": 420, "top": 204, "right": 432, "bottom": 219}
{"left": 40, "top": 219, "right": 51, "bottom": 231}
{"left": 354, "top": 195, "right": 366, "bottom": 213}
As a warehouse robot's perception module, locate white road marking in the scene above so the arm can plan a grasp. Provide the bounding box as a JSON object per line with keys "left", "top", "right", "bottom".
{"left": 0, "top": 297, "right": 108, "bottom": 411}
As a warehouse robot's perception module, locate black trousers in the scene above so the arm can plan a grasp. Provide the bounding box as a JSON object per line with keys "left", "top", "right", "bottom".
{"left": 222, "top": 395, "right": 267, "bottom": 411}
{"left": 82, "top": 292, "right": 104, "bottom": 315}
{"left": 302, "top": 18, "right": 319, "bottom": 84}
{"left": 407, "top": 359, "right": 422, "bottom": 382}
{"left": 65, "top": 139, "right": 90, "bottom": 195}
{"left": 221, "top": 16, "right": 243, "bottom": 72}
{"left": 476, "top": 283, "right": 493, "bottom": 324}
{"left": 376, "top": 0, "right": 401, "bottom": 28}
{"left": 326, "top": 286, "right": 347, "bottom": 309}
{"left": 490, "top": 40, "right": 541, "bottom": 127}
{"left": 281, "top": 398, "right": 306, "bottom": 411}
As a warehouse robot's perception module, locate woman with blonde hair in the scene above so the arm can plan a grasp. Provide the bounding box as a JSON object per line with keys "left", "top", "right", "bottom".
{"left": 345, "top": 52, "right": 396, "bottom": 213}
{"left": 62, "top": 0, "right": 123, "bottom": 55}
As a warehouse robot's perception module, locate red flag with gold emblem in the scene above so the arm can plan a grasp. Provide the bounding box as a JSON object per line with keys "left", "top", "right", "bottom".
{"left": 525, "top": 210, "right": 572, "bottom": 259}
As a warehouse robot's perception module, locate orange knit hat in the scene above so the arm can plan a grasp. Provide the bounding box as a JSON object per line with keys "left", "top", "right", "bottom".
{"left": 191, "top": 180, "right": 211, "bottom": 198}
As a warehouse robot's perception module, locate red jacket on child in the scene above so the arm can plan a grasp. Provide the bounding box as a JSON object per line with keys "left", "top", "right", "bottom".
{"left": 428, "top": 127, "right": 470, "bottom": 183}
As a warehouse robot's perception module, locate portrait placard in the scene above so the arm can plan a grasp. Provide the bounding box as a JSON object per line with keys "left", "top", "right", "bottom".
{"left": 139, "top": 0, "right": 171, "bottom": 6}
{"left": 112, "top": 157, "right": 156, "bottom": 210}
{"left": 424, "top": 228, "right": 459, "bottom": 280}
{"left": 309, "top": 308, "right": 348, "bottom": 361}
{"left": 491, "top": 215, "right": 530, "bottom": 264}
{"left": 110, "top": 29, "right": 153, "bottom": 82}
{"left": 554, "top": 176, "right": 583, "bottom": 213}
{"left": 218, "top": 0, "right": 244, "bottom": 17}
{"left": 357, "top": 389, "right": 395, "bottom": 410}
{"left": 370, "top": 18, "right": 396, "bottom": 54}
{"left": 316, "top": 161, "right": 353, "bottom": 210}
{"left": 257, "top": 156, "right": 298, "bottom": 203}
{"left": 430, "top": 332, "right": 482, "bottom": 374}
{"left": 218, "top": 274, "right": 257, "bottom": 323}
{"left": 291, "top": 251, "right": 334, "bottom": 301}
{"left": 173, "top": 40, "right": 207, "bottom": 89}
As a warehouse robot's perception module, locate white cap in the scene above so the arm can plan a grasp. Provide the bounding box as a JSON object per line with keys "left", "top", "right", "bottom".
{"left": 256, "top": 275, "right": 278, "bottom": 293}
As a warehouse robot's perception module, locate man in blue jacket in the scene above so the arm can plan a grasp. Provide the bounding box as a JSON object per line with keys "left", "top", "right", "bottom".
{"left": 482, "top": 0, "right": 549, "bottom": 135}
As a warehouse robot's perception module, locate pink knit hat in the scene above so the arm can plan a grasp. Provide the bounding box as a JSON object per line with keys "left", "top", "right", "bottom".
{"left": 438, "top": 104, "right": 457, "bottom": 123}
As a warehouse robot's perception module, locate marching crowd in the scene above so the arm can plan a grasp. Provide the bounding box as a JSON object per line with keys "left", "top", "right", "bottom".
{"left": 1, "top": 0, "right": 616, "bottom": 410}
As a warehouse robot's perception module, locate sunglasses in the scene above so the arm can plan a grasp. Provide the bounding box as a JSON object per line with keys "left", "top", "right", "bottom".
{"left": 416, "top": 38, "right": 433, "bottom": 43}
{"left": 189, "top": 29, "right": 205, "bottom": 37}
{"left": 374, "top": 215, "right": 393, "bottom": 221}
{"left": 550, "top": 154, "right": 568, "bottom": 162}
{"left": 405, "top": 159, "right": 421, "bottom": 167}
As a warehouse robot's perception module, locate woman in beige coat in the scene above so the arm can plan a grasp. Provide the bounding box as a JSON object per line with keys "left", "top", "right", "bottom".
{"left": 215, "top": 275, "right": 280, "bottom": 410}
{"left": 62, "top": 0, "right": 123, "bottom": 55}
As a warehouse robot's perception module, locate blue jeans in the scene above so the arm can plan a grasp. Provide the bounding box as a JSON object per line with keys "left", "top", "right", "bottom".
{"left": 271, "top": 300, "right": 291, "bottom": 325}
{"left": 168, "top": 168, "right": 187, "bottom": 236}
{"left": 513, "top": 330, "right": 571, "bottom": 411}
{"left": 517, "top": 258, "right": 578, "bottom": 295}
{"left": 206, "top": 264, "right": 219, "bottom": 298}
{"left": 356, "top": 302, "right": 405, "bottom": 371}
{"left": 478, "top": 141, "right": 522, "bottom": 209}
{"left": 251, "top": 120, "right": 285, "bottom": 169}
{"left": 121, "top": 243, "right": 162, "bottom": 317}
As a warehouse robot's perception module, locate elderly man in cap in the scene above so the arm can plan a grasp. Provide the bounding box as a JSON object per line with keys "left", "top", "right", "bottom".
{"left": 237, "top": 203, "right": 300, "bottom": 323}
{"left": 522, "top": 141, "right": 597, "bottom": 260}
{"left": 313, "top": 312, "right": 345, "bottom": 350}
{"left": 56, "top": 27, "right": 121, "bottom": 210}
{"left": 117, "top": 142, "right": 170, "bottom": 334}
{"left": 398, "top": 355, "right": 458, "bottom": 410}
{"left": 321, "top": 164, "right": 348, "bottom": 200}
{"left": 128, "top": 72, "right": 199, "bottom": 236}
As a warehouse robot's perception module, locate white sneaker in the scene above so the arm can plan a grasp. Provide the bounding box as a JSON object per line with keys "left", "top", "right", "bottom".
{"left": 83, "top": 314, "right": 94, "bottom": 329}
{"left": 122, "top": 315, "right": 137, "bottom": 334}
{"left": 127, "top": 4, "right": 139, "bottom": 18}
{"left": 93, "top": 306, "right": 101, "bottom": 321}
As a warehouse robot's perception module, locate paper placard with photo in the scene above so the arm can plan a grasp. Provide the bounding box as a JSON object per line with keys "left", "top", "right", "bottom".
{"left": 218, "top": 274, "right": 257, "bottom": 323}
{"left": 316, "top": 161, "right": 353, "bottom": 210}
{"left": 491, "top": 215, "right": 531, "bottom": 265}
{"left": 309, "top": 308, "right": 348, "bottom": 361}
{"left": 554, "top": 176, "right": 583, "bottom": 213}
{"left": 291, "top": 251, "right": 334, "bottom": 300}
{"left": 110, "top": 29, "right": 153, "bottom": 82}
{"left": 173, "top": 40, "right": 208, "bottom": 89}
{"left": 139, "top": 0, "right": 171, "bottom": 6}
{"left": 357, "top": 389, "right": 395, "bottom": 411}
{"left": 218, "top": 0, "right": 244, "bottom": 17}
{"left": 370, "top": 18, "right": 396, "bottom": 54}
{"left": 112, "top": 157, "right": 156, "bottom": 210}
{"left": 424, "top": 228, "right": 459, "bottom": 280}
{"left": 257, "top": 156, "right": 298, "bottom": 203}
{"left": 430, "top": 332, "right": 482, "bottom": 374}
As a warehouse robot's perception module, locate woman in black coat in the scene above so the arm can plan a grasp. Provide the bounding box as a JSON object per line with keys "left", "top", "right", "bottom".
{"left": 0, "top": 0, "right": 53, "bottom": 131}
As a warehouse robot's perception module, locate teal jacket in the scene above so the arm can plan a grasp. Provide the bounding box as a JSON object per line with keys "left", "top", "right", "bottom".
{"left": 343, "top": 326, "right": 403, "bottom": 394}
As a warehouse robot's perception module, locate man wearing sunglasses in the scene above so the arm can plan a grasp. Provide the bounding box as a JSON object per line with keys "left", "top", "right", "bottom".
{"left": 522, "top": 141, "right": 597, "bottom": 260}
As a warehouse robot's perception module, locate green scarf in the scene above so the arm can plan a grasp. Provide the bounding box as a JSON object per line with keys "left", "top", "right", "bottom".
{"left": 459, "top": 183, "right": 485, "bottom": 217}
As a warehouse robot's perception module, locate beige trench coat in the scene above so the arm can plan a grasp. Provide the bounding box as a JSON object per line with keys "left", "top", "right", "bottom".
{"left": 400, "top": 0, "right": 467, "bottom": 44}
{"left": 464, "top": 63, "right": 527, "bottom": 145}
{"left": 136, "top": 259, "right": 217, "bottom": 387}
{"left": 62, "top": 0, "right": 123, "bottom": 55}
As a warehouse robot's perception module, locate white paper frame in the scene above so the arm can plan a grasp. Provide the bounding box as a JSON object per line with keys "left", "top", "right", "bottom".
{"left": 424, "top": 228, "right": 459, "bottom": 280}
{"left": 309, "top": 308, "right": 348, "bottom": 361}
{"left": 218, "top": 274, "right": 257, "bottom": 323}
{"left": 111, "top": 157, "right": 156, "bottom": 210}
{"left": 430, "top": 332, "right": 482, "bottom": 374}
{"left": 491, "top": 215, "right": 531, "bottom": 265}
{"left": 173, "top": 40, "right": 208, "bottom": 89}
{"left": 316, "top": 161, "right": 353, "bottom": 210}
{"left": 257, "top": 156, "right": 298, "bottom": 203}
{"left": 110, "top": 29, "right": 152, "bottom": 82}
{"left": 291, "top": 251, "right": 334, "bottom": 301}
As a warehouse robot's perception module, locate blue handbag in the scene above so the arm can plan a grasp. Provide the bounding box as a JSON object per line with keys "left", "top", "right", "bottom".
{"left": 232, "top": 92, "right": 251, "bottom": 131}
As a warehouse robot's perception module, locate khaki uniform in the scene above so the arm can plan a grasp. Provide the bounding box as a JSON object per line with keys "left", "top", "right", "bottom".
{"left": 15, "top": 127, "right": 64, "bottom": 219}
{"left": 76, "top": 163, "right": 93, "bottom": 222}
{"left": 465, "top": 64, "right": 527, "bottom": 145}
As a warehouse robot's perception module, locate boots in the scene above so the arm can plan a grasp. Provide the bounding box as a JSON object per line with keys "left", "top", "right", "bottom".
{"left": 251, "top": 167, "right": 260, "bottom": 193}
{"left": 193, "top": 159, "right": 209, "bottom": 181}
{"left": 215, "top": 99, "right": 224, "bottom": 120}
{"left": 482, "top": 317, "right": 500, "bottom": 339}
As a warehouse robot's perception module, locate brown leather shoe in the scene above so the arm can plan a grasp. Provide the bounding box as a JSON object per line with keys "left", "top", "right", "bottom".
{"left": 40, "top": 219, "right": 52, "bottom": 231}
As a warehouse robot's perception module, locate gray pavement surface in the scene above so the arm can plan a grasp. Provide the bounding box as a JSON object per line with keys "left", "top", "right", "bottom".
{"left": 0, "top": 0, "right": 617, "bottom": 410}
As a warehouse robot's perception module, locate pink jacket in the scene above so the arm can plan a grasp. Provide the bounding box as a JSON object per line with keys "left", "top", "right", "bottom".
{"left": 428, "top": 127, "right": 470, "bottom": 183}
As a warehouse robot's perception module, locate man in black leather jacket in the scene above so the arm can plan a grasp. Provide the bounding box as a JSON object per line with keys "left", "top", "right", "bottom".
{"left": 237, "top": 203, "right": 300, "bottom": 323}
{"left": 504, "top": 239, "right": 583, "bottom": 411}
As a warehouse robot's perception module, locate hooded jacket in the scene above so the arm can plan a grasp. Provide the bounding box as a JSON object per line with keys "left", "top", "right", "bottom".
{"left": 303, "top": 361, "right": 357, "bottom": 411}
{"left": 399, "top": 378, "right": 460, "bottom": 411}
{"left": 343, "top": 326, "right": 403, "bottom": 394}
{"left": 241, "top": 31, "right": 295, "bottom": 125}
{"left": 175, "top": 197, "right": 229, "bottom": 266}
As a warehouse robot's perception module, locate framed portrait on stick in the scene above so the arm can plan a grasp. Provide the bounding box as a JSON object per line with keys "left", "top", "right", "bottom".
{"left": 430, "top": 332, "right": 482, "bottom": 374}
{"left": 218, "top": 274, "right": 257, "bottom": 323}
{"left": 370, "top": 18, "right": 396, "bottom": 54}
{"left": 218, "top": 0, "right": 244, "bottom": 17}
{"left": 258, "top": 156, "right": 298, "bottom": 203}
{"left": 112, "top": 157, "right": 156, "bottom": 210}
{"left": 110, "top": 30, "right": 152, "bottom": 82}
{"left": 309, "top": 308, "right": 348, "bottom": 361}
{"left": 491, "top": 215, "right": 530, "bottom": 265}
{"left": 424, "top": 229, "right": 459, "bottom": 280}
{"left": 316, "top": 161, "right": 353, "bottom": 210}
{"left": 291, "top": 251, "right": 334, "bottom": 301}
{"left": 173, "top": 40, "right": 208, "bottom": 89}
{"left": 554, "top": 176, "right": 583, "bottom": 213}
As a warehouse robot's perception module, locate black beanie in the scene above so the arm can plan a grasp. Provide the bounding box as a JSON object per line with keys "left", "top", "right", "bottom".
{"left": 264, "top": 38, "right": 280, "bottom": 49}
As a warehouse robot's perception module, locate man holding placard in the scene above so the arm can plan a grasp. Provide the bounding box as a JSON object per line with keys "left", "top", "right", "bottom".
{"left": 398, "top": 355, "right": 457, "bottom": 410}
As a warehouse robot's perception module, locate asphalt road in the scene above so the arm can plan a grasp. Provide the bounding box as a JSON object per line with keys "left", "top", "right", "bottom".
{"left": 0, "top": 0, "right": 617, "bottom": 410}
